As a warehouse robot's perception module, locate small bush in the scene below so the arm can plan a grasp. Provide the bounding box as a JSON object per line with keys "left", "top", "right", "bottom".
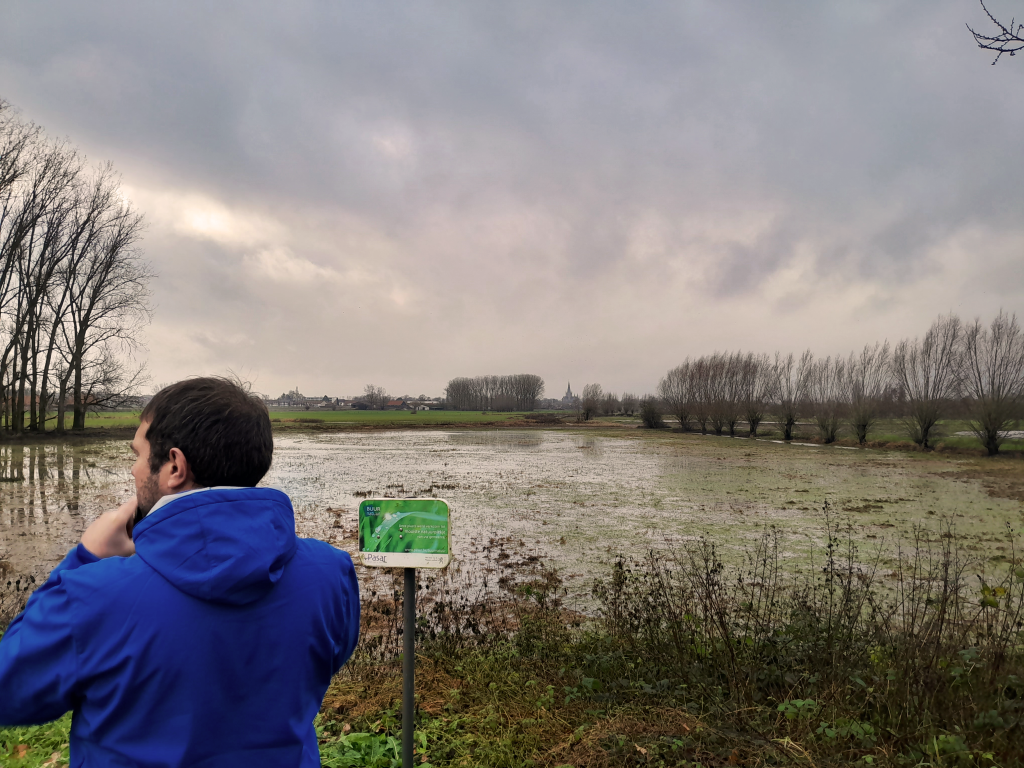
{"left": 639, "top": 396, "right": 665, "bottom": 429}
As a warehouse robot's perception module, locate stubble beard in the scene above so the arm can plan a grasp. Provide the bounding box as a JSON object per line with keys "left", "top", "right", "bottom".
{"left": 136, "top": 471, "right": 162, "bottom": 516}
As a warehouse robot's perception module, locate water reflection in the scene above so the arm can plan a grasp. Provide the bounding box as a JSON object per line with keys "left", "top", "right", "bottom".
{"left": 0, "top": 441, "right": 132, "bottom": 579}
{"left": 0, "top": 445, "right": 25, "bottom": 483}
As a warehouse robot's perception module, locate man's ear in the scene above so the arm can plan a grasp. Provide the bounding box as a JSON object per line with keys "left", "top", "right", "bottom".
{"left": 165, "top": 447, "right": 195, "bottom": 492}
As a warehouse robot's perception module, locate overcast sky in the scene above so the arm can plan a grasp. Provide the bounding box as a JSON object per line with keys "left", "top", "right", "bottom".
{"left": 2, "top": 1, "right": 1021, "bottom": 399}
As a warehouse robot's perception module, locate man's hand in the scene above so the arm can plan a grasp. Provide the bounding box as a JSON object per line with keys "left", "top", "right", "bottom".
{"left": 81, "top": 497, "right": 138, "bottom": 558}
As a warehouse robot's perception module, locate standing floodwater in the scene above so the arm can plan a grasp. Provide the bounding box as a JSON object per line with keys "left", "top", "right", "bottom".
{"left": 1, "top": 430, "right": 1020, "bottom": 587}
{"left": 0, "top": 441, "right": 132, "bottom": 580}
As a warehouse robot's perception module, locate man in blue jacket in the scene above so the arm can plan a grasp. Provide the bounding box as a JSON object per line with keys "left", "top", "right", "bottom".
{"left": 0, "top": 377, "right": 360, "bottom": 767}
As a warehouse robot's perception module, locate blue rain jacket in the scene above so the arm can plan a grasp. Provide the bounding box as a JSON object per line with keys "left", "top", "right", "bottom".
{"left": 0, "top": 487, "right": 360, "bottom": 767}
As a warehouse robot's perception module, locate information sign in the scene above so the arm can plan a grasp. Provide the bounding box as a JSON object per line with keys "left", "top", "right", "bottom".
{"left": 358, "top": 498, "right": 451, "bottom": 569}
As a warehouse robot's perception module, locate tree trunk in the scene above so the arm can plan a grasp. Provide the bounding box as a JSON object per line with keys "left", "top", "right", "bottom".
{"left": 14, "top": 339, "right": 29, "bottom": 435}
{"left": 72, "top": 355, "right": 85, "bottom": 430}
{"left": 37, "top": 305, "right": 65, "bottom": 434}
{"left": 28, "top": 335, "right": 38, "bottom": 431}
{"left": 37, "top": 378, "right": 48, "bottom": 433}
{"left": 55, "top": 376, "right": 68, "bottom": 435}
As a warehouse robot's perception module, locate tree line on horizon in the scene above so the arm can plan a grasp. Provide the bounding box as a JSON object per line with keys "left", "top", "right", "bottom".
{"left": 646, "top": 311, "right": 1024, "bottom": 456}
{"left": 444, "top": 374, "right": 546, "bottom": 411}
{"left": 0, "top": 99, "right": 151, "bottom": 434}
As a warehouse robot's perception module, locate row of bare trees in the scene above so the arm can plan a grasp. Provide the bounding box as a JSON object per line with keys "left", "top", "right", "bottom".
{"left": 657, "top": 311, "right": 1024, "bottom": 455}
{"left": 577, "top": 384, "right": 640, "bottom": 420}
{"left": 444, "top": 374, "right": 545, "bottom": 411}
{"left": 0, "top": 100, "right": 151, "bottom": 434}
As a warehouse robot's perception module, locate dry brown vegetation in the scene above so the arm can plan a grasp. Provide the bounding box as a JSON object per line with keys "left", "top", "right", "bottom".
{"left": 309, "top": 509, "right": 1024, "bottom": 767}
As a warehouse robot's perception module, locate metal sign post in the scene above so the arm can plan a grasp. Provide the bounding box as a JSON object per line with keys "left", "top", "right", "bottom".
{"left": 358, "top": 499, "right": 452, "bottom": 768}
{"left": 403, "top": 567, "right": 416, "bottom": 768}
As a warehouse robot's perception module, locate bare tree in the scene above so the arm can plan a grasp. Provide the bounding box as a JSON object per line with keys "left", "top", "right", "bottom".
{"left": 807, "top": 355, "right": 847, "bottom": 444}
{"left": 960, "top": 310, "right": 1024, "bottom": 455}
{"left": 968, "top": 0, "right": 1024, "bottom": 64}
{"left": 689, "top": 357, "right": 713, "bottom": 434}
{"left": 0, "top": 105, "right": 151, "bottom": 434}
{"left": 444, "top": 377, "right": 475, "bottom": 410}
{"left": 601, "top": 391, "right": 621, "bottom": 416}
{"left": 706, "top": 353, "right": 738, "bottom": 436}
{"left": 891, "top": 313, "right": 963, "bottom": 449}
{"left": 658, "top": 360, "right": 692, "bottom": 430}
{"left": 444, "top": 374, "right": 544, "bottom": 411}
{"left": 739, "top": 352, "right": 774, "bottom": 437}
{"left": 846, "top": 342, "right": 890, "bottom": 445}
{"left": 62, "top": 195, "right": 150, "bottom": 430}
{"left": 77, "top": 343, "right": 149, "bottom": 413}
{"left": 510, "top": 373, "right": 544, "bottom": 410}
{"left": 362, "top": 384, "right": 388, "bottom": 410}
{"left": 480, "top": 375, "right": 499, "bottom": 410}
{"left": 581, "top": 383, "right": 603, "bottom": 421}
{"left": 773, "top": 350, "right": 813, "bottom": 441}
{"left": 620, "top": 392, "right": 639, "bottom": 416}
{"left": 4, "top": 139, "right": 81, "bottom": 432}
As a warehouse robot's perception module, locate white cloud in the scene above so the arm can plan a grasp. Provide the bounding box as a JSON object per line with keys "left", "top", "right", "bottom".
{"left": 123, "top": 186, "right": 285, "bottom": 248}
{"left": 244, "top": 247, "right": 339, "bottom": 284}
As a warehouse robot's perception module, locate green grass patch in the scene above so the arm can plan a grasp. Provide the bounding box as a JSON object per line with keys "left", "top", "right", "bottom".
{"left": 268, "top": 410, "right": 538, "bottom": 426}
{"left": 10, "top": 409, "right": 564, "bottom": 434}
{"left": 0, "top": 714, "right": 70, "bottom": 767}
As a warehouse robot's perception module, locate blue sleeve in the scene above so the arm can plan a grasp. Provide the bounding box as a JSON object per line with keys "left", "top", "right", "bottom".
{"left": 0, "top": 544, "right": 97, "bottom": 725}
{"left": 331, "top": 553, "right": 361, "bottom": 675}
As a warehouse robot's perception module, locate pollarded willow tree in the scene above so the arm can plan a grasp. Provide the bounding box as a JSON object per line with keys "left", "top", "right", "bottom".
{"left": 580, "top": 383, "right": 603, "bottom": 421}
{"left": 655, "top": 311, "right": 1020, "bottom": 452}
{"left": 620, "top": 392, "right": 639, "bottom": 416}
{"left": 959, "top": 310, "right": 1024, "bottom": 456}
{"left": 806, "top": 355, "right": 847, "bottom": 444}
{"left": 739, "top": 352, "right": 775, "bottom": 437}
{"left": 0, "top": 100, "right": 151, "bottom": 433}
{"left": 658, "top": 359, "right": 692, "bottom": 430}
{"left": 689, "top": 356, "right": 713, "bottom": 434}
{"left": 891, "top": 314, "right": 963, "bottom": 450}
{"left": 846, "top": 342, "right": 891, "bottom": 445}
{"left": 776, "top": 350, "right": 813, "bottom": 441}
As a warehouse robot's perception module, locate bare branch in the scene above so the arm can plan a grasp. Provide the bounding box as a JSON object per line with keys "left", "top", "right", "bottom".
{"left": 968, "top": 0, "right": 1024, "bottom": 64}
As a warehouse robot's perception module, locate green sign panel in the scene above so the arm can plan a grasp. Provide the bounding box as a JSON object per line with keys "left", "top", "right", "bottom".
{"left": 358, "top": 498, "right": 451, "bottom": 569}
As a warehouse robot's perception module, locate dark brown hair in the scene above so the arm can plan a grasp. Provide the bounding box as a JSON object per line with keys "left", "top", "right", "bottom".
{"left": 140, "top": 378, "right": 273, "bottom": 487}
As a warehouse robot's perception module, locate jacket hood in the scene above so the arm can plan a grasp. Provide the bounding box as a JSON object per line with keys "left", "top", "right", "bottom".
{"left": 133, "top": 487, "right": 298, "bottom": 606}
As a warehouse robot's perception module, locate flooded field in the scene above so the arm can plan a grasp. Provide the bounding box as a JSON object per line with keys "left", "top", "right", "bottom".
{"left": 1, "top": 430, "right": 1022, "bottom": 593}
